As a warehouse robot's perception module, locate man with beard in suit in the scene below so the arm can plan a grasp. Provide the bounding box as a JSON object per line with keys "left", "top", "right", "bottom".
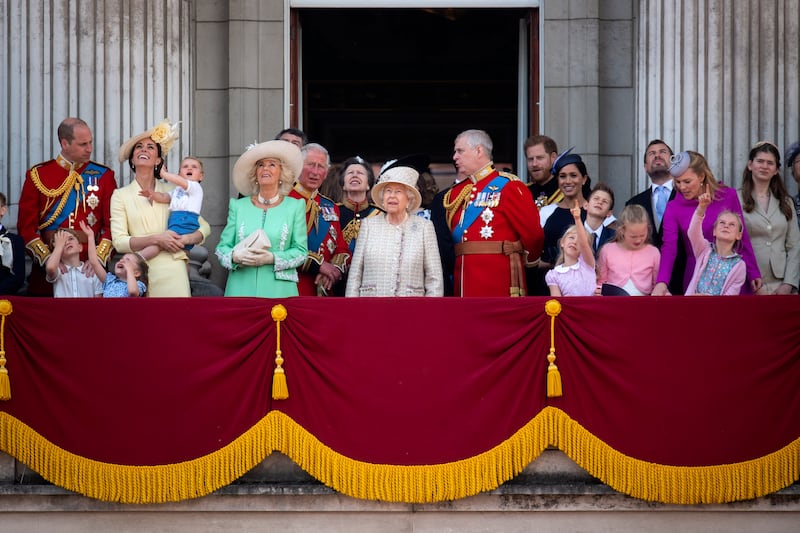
{"left": 626, "top": 139, "right": 684, "bottom": 294}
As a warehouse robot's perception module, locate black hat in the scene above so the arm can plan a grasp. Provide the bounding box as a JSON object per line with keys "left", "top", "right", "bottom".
{"left": 379, "top": 153, "right": 431, "bottom": 176}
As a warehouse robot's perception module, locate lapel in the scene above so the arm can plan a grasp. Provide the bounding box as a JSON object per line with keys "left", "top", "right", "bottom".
{"left": 599, "top": 226, "right": 614, "bottom": 248}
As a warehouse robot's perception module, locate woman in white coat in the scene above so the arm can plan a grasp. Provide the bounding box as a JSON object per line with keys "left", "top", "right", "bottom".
{"left": 346, "top": 166, "right": 443, "bottom": 297}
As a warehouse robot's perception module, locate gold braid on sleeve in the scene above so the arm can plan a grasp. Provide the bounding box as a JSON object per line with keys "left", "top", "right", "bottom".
{"left": 95, "top": 239, "right": 113, "bottom": 266}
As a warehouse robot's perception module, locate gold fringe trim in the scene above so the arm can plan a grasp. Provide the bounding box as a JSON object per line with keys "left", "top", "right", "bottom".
{"left": 0, "top": 411, "right": 274, "bottom": 504}
{"left": 1, "top": 408, "right": 798, "bottom": 505}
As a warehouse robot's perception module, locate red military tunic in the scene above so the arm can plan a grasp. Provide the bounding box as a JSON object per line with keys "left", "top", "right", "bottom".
{"left": 17, "top": 154, "right": 117, "bottom": 296}
{"left": 289, "top": 185, "right": 351, "bottom": 296}
{"left": 444, "top": 163, "right": 543, "bottom": 297}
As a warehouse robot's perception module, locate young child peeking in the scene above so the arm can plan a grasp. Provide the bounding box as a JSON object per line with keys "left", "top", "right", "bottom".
{"left": 684, "top": 186, "right": 746, "bottom": 295}
{"left": 545, "top": 199, "right": 597, "bottom": 296}
{"left": 596, "top": 204, "right": 660, "bottom": 295}
{"left": 138, "top": 156, "right": 205, "bottom": 260}
{"left": 80, "top": 221, "right": 148, "bottom": 297}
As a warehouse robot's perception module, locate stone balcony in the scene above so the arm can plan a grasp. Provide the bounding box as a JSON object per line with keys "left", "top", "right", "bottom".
{"left": 2, "top": 450, "right": 798, "bottom": 532}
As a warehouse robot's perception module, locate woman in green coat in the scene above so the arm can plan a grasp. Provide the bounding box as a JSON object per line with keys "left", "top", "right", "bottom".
{"left": 216, "top": 141, "right": 308, "bottom": 297}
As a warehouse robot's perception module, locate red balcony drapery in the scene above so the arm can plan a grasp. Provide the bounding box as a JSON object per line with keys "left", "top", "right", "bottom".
{"left": 0, "top": 296, "right": 798, "bottom": 504}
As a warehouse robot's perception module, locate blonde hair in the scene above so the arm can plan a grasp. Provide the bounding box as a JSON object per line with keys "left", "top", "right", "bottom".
{"left": 685, "top": 151, "right": 722, "bottom": 199}
{"left": 554, "top": 225, "right": 578, "bottom": 266}
{"left": 246, "top": 158, "right": 294, "bottom": 196}
{"left": 713, "top": 209, "right": 744, "bottom": 253}
{"left": 613, "top": 204, "right": 651, "bottom": 244}
{"left": 182, "top": 156, "right": 204, "bottom": 171}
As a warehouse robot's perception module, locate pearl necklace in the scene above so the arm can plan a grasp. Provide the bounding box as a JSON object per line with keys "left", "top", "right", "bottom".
{"left": 257, "top": 193, "right": 281, "bottom": 206}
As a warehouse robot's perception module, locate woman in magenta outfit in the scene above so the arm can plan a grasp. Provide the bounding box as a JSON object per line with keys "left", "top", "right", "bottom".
{"left": 652, "top": 151, "right": 762, "bottom": 295}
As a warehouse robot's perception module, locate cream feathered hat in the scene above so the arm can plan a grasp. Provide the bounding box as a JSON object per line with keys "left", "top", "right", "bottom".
{"left": 231, "top": 140, "right": 304, "bottom": 197}
{"left": 118, "top": 119, "right": 180, "bottom": 163}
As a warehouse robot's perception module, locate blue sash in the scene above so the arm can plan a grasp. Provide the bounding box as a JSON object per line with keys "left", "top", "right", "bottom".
{"left": 41, "top": 162, "right": 107, "bottom": 231}
{"left": 452, "top": 175, "right": 509, "bottom": 243}
{"left": 307, "top": 197, "right": 335, "bottom": 252}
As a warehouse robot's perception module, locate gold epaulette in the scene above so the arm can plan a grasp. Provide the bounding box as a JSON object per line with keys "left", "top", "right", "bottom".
{"left": 317, "top": 192, "right": 335, "bottom": 204}
{"left": 499, "top": 171, "right": 521, "bottom": 181}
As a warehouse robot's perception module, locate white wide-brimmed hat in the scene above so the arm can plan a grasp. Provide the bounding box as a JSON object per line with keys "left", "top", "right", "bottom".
{"left": 371, "top": 166, "right": 422, "bottom": 212}
{"left": 118, "top": 119, "right": 180, "bottom": 163}
{"left": 232, "top": 140, "right": 304, "bottom": 197}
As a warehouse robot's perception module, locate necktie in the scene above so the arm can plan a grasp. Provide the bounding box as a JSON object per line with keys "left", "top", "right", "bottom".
{"left": 655, "top": 186, "right": 668, "bottom": 226}
{"left": 592, "top": 232, "right": 599, "bottom": 254}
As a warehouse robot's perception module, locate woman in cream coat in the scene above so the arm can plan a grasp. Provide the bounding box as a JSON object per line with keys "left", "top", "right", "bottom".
{"left": 738, "top": 141, "right": 800, "bottom": 294}
{"left": 111, "top": 120, "right": 210, "bottom": 297}
{"left": 346, "top": 166, "right": 443, "bottom": 296}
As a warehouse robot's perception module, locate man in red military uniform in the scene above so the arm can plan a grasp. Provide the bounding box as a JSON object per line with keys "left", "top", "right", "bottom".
{"left": 288, "top": 142, "right": 350, "bottom": 296}
{"left": 17, "top": 117, "right": 117, "bottom": 296}
{"left": 443, "top": 129, "right": 543, "bottom": 297}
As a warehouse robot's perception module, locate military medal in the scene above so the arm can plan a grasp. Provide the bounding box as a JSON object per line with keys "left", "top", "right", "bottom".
{"left": 480, "top": 208, "right": 495, "bottom": 239}
{"left": 86, "top": 213, "right": 98, "bottom": 226}
{"left": 474, "top": 186, "right": 501, "bottom": 208}
{"left": 85, "top": 175, "right": 100, "bottom": 209}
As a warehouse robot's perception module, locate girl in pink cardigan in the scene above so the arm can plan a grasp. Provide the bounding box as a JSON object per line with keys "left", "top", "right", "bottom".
{"left": 545, "top": 200, "right": 597, "bottom": 296}
{"left": 684, "top": 187, "right": 746, "bottom": 295}
{"left": 597, "top": 204, "right": 661, "bottom": 295}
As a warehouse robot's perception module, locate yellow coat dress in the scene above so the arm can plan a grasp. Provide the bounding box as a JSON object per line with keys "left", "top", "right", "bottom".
{"left": 111, "top": 180, "right": 209, "bottom": 297}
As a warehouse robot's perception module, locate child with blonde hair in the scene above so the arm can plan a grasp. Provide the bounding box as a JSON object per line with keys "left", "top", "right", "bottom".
{"left": 138, "top": 156, "right": 205, "bottom": 260}
{"left": 545, "top": 200, "right": 596, "bottom": 296}
{"left": 596, "top": 204, "right": 660, "bottom": 295}
{"left": 684, "top": 187, "right": 746, "bottom": 295}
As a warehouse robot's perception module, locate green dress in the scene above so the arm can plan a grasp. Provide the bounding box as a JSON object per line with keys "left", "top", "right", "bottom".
{"left": 216, "top": 196, "right": 308, "bottom": 297}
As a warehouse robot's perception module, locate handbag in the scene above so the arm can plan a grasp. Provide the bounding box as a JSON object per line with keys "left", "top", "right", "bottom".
{"left": 233, "top": 228, "right": 271, "bottom": 255}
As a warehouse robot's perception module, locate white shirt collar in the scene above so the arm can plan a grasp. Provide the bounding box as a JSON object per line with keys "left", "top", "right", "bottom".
{"left": 583, "top": 221, "right": 602, "bottom": 237}
{"left": 554, "top": 261, "right": 582, "bottom": 273}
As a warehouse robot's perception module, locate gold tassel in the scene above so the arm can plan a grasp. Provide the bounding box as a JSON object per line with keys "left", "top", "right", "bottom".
{"left": 0, "top": 300, "right": 13, "bottom": 401}
{"left": 271, "top": 304, "right": 289, "bottom": 400}
{"left": 547, "top": 351, "right": 562, "bottom": 397}
{"left": 544, "top": 299, "right": 563, "bottom": 398}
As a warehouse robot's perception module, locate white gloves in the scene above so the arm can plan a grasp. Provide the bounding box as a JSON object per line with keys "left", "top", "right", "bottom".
{"left": 233, "top": 248, "right": 274, "bottom": 266}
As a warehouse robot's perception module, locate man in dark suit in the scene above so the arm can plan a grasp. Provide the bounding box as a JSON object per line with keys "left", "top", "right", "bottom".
{"left": 430, "top": 185, "right": 456, "bottom": 296}
{"left": 625, "top": 139, "right": 684, "bottom": 294}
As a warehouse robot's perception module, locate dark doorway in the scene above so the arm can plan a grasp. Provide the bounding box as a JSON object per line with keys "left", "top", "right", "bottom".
{"left": 297, "top": 8, "right": 530, "bottom": 170}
